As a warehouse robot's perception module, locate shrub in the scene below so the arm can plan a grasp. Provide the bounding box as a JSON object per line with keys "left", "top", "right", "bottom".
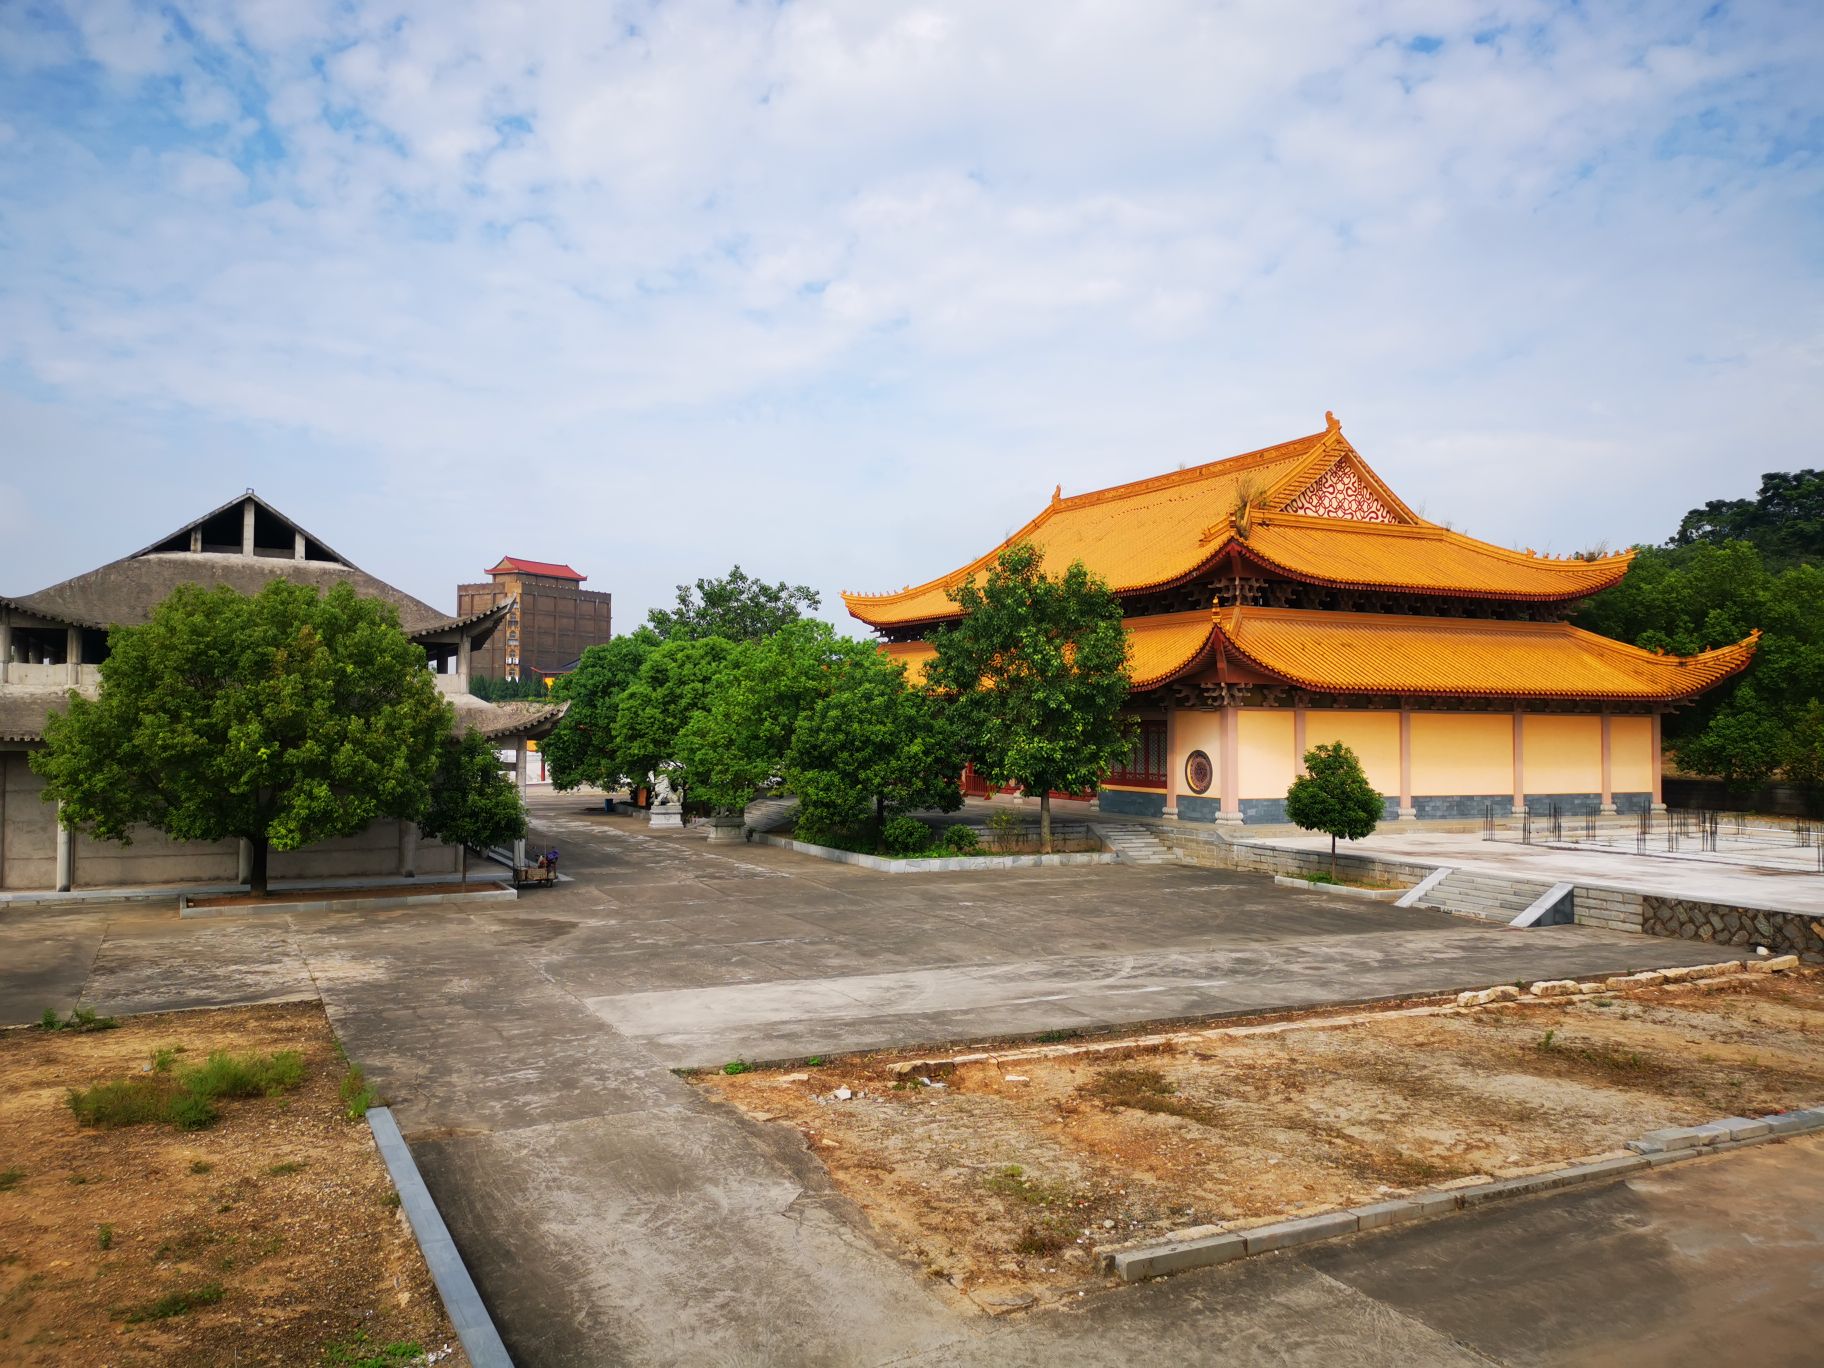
{"left": 67, "top": 1079, "right": 174, "bottom": 1129}
{"left": 67, "top": 1049, "right": 304, "bottom": 1132}
{"left": 939, "top": 824, "right": 981, "bottom": 855}
{"left": 881, "top": 815, "right": 933, "bottom": 857}
{"left": 167, "top": 1093, "right": 219, "bottom": 1131}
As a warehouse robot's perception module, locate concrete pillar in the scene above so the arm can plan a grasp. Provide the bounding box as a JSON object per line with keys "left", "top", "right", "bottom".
{"left": 1398, "top": 701, "right": 1415, "bottom": 819}
{"left": 241, "top": 498, "right": 255, "bottom": 555}
{"left": 0, "top": 754, "right": 8, "bottom": 888}
{"left": 66, "top": 626, "right": 80, "bottom": 685}
{"left": 458, "top": 633, "right": 472, "bottom": 687}
{"left": 0, "top": 613, "right": 10, "bottom": 685}
{"left": 55, "top": 802, "right": 72, "bottom": 893}
{"left": 1511, "top": 708, "right": 1526, "bottom": 817}
{"left": 1293, "top": 706, "right": 1307, "bottom": 778}
{"left": 1651, "top": 711, "right": 1666, "bottom": 812}
{"left": 237, "top": 838, "right": 253, "bottom": 886}
{"left": 398, "top": 822, "right": 418, "bottom": 878}
{"left": 294, "top": 529, "right": 306, "bottom": 560}
{"left": 190, "top": 527, "right": 202, "bottom": 552}
{"left": 1600, "top": 711, "right": 1616, "bottom": 815}
{"left": 1162, "top": 707, "right": 1179, "bottom": 818}
{"left": 1219, "top": 705, "right": 1242, "bottom": 824}
{"left": 512, "top": 739, "right": 529, "bottom": 867}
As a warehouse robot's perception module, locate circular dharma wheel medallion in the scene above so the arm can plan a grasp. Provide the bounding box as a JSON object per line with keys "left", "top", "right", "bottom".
{"left": 1185, "top": 749, "right": 1214, "bottom": 795}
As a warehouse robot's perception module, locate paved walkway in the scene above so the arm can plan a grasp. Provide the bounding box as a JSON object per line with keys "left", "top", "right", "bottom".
{"left": 0, "top": 791, "right": 1809, "bottom": 1366}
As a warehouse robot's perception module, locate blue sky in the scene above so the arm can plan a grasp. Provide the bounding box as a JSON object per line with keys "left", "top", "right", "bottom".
{"left": 2, "top": 1, "right": 1820, "bottom": 629}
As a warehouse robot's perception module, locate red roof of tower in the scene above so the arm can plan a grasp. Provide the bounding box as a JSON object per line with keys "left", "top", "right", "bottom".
{"left": 487, "top": 557, "right": 586, "bottom": 582}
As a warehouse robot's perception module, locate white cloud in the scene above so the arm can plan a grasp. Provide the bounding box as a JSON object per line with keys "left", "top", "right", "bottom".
{"left": 0, "top": 0, "right": 1819, "bottom": 628}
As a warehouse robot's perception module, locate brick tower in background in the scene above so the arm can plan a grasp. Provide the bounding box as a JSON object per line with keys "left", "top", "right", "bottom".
{"left": 458, "top": 558, "right": 613, "bottom": 683}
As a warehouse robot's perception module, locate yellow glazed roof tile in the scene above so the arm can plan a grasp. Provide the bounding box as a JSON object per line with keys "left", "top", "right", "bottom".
{"left": 843, "top": 418, "right": 1629, "bottom": 627}
{"left": 881, "top": 610, "right": 1217, "bottom": 692}
{"left": 1216, "top": 607, "right": 1758, "bottom": 702}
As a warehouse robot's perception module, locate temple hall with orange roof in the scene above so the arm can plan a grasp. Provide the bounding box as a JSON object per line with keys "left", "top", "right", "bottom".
{"left": 844, "top": 414, "right": 1758, "bottom": 825}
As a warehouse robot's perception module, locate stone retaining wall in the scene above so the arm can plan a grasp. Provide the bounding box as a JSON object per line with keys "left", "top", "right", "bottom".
{"left": 1642, "top": 896, "right": 1824, "bottom": 963}
{"left": 1153, "top": 827, "right": 1430, "bottom": 890}
{"left": 1570, "top": 886, "right": 1645, "bottom": 934}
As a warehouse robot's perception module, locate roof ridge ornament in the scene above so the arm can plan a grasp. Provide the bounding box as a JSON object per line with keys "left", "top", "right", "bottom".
{"left": 1325, "top": 410, "right": 1339, "bottom": 432}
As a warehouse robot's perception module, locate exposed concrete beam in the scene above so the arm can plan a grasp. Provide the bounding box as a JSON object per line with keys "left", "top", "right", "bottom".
{"left": 241, "top": 498, "right": 255, "bottom": 556}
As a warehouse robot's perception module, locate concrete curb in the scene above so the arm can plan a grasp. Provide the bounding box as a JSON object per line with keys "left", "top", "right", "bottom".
{"left": 1109, "top": 1106, "right": 1824, "bottom": 1282}
{"left": 1271, "top": 874, "right": 1405, "bottom": 902}
{"left": 179, "top": 886, "right": 517, "bottom": 918}
{"left": 367, "top": 1107, "right": 514, "bottom": 1368}
{"left": 752, "top": 832, "right": 1118, "bottom": 873}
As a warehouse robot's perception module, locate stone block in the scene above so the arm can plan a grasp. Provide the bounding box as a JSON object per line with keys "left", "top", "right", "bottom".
{"left": 1456, "top": 985, "right": 1522, "bottom": 1007}
{"left": 1113, "top": 1231, "right": 1247, "bottom": 1281}
{"left": 1555, "top": 1154, "right": 1650, "bottom": 1184}
{"left": 1761, "top": 1111, "right": 1819, "bottom": 1136}
{"left": 1717, "top": 1116, "right": 1771, "bottom": 1141}
{"left": 1347, "top": 1200, "right": 1420, "bottom": 1231}
{"left": 1242, "top": 1211, "right": 1359, "bottom": 1255}
{"left": 1747, "top": 954, "right": 1801, "bottom": 973}
{"left": 1689, "top": 1121, "right": 1734, "bottom": 1146}
{"left": 1606, "top": 972, "right": 1666, "bottom": 989}
{"left": 1530, "top": 979, "right": 1582, "bottom": 998}
{"left": 1629, "top": 1127, "right": 1699, "bottom": 1154}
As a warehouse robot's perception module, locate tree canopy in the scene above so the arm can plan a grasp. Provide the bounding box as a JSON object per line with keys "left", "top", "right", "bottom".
{"left": 645, "top": 565, "right": 821, "bottom": 643}
{"left": 1284, "top": 742, "right": 1383, "bottom": 878}
{"left": 1669, "top": 468, "right": 1824, "bottom": 569}
{"left": 1574, "top": 540, "right": 1824, "bottom": 787}
{"left": 543, "top": 629, "right": 659, "bottom": 792}
{"left": 419, "top": 730, "right": 529, "bottom": 882}
{"left": 32, "top": 580, "right": 452, "bottom": 893}
{"left": 612, "top": 635, "right": 744, "bottom": 800}
{"left": 925, "top": 543, "right": 1133, "bottom": 852}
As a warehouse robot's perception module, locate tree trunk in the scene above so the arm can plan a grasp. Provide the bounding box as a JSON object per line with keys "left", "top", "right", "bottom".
{"left": 460, "top": 844, "right": 468, "bottom": 887}
{"left": 1330, "top": 833, "right": 1337, "bottom": 882}
{"left": 1040, "top": 792, "right": 1053, "bottom": 854}
{"left": 250, "top": 836, "right": 270, "bottom": 897}
{"left": 875, "top": 794, "right": 886, "bottom": 845}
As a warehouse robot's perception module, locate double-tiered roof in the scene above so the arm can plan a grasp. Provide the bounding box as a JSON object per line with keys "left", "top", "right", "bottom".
{"left": 852, "top": 415, "right": 1756, "bottom": 704}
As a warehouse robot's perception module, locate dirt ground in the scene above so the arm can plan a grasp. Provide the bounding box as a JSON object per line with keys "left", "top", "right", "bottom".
{"left": 701, "top": 972, "right": 1824, "bottom": 1311}
{"left": 0, "top": 1002, "right": 464, "bottom": 1367}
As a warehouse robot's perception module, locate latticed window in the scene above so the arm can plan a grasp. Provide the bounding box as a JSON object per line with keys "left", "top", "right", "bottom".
{"left": 1106, "top": 719, "right": 1167, "bottom": 789}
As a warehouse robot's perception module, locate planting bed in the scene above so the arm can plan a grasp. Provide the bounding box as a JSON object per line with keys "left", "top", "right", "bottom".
{"left": 0, "top": 1002, "right": 463, "bottom": 1366}
{"left": 701, "top": 972, "right": 1824, "bottom": 1312}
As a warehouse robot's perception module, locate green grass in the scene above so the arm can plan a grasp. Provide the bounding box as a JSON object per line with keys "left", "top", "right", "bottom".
{"left": 119, "top": 1282, "right": 224, "bottom": 1323}
{"left": 0, "top": 1168, "right": 23, "bottom": 1192}
{"left": 189, "top": 1160, "right": 213, "bottom": 1175}
{"left": 322, "top": 1331, "right": 426, "bottom": 1366}
{"left": 722, "top": 1059, "right": 752, "bottom": 1076}
{"left": 267, "top": 1161, "right": 307, "bottom": 1177}
{"left": 37, "top": 1006, "right": 120, "bottom": 1033}
{"left": 66, "top": 1050, "right": 307, "bottom": 1132}
{"left": 339, "top": 1065, "right": 379, "bottom": 1120}
{"left": 97, "top": 1224, "right": 113, "bottom": 1251}
{"left": 981, "top": 1165, "right": 1074, "bottom": 1207}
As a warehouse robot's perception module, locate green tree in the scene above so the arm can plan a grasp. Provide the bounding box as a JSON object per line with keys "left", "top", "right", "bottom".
{"left": 543, "top": 629, "right": 659, "bottom": 792}
{"left": 672, "top": 620, "right": 843, "bottom": 815}
{"left": 925, "top": 543, "right": 1133, "bottom": 853}
{"left": 1284, "top": 742, "right": 1383, "bottom": 879}
{"left": 1671, "top": 469, "right": 1824, "bottom": 569}
{"left": 419, "top": 730, "right": 529, "bottom": 883}
{"left": 1574, "top": 542, "right": 1824, "bottom": 787}
{"left": 613, "top": 636, "right": 745, "bottom": 802}
{"left": 32, "top": 581, "right": 451, "bottom": 894}
{"left": 785, "top": 649, "right": 966, "bottom": 846}
{"left": 646, "top": 566, "right": 821, "bottom": 643}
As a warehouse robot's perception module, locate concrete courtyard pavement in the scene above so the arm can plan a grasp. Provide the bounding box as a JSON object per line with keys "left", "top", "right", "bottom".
{"left": 0, "top": 789, "right": 1807, "bottom": 1366}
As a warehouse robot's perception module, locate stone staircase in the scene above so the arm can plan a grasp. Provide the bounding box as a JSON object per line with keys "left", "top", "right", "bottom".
{"left": 1410, "top": 869, "right": 1558, "bottom": 926}
{"left": 1093, "top": 824, "right": 1176, "bottom": 866}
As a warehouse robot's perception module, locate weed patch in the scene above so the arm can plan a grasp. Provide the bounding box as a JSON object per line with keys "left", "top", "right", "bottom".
{"left": 981, "top": 1165, "right": 1075, "bottom": 1207}
{"left": 67, "top": 1050, "right": 307, "bottom": 1132}
{"left": 1080, "top": 1066, "right": 1225, "bottom": 1127}
{"left": 267, "top": 1161, "right": 307, "bottom": 1177}
{"left": 339, "top": 1065, "right": 379, "bottom": 1120}
{"left": 0, "top": 1167, "right": 23, "bottom": 1191}
{"left": 322, "top": 1331, "right": 426, "bottom": 1366}
{"left": 119, "top": 1282, "right": 224, "bottom": 1323}
{"left": 38, "top": 1007, "right": 120, "bottom": 1033}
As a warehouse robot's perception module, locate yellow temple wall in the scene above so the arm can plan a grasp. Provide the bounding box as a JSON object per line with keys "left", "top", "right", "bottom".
{"left": 1173, "top": 710, "right": 1223, "bottom": 787}
{"left": 1238, "top": 710, "right": 1296, "bottom": 799}
{"left": 1410, "top": 713, "right": 1513, "bottom": 796}
{"left": 1610, "top": 716, "right": 1653, "bottom": 791}
{"left": 1305, "top": 711, "right": 1401, "bottom": 795}
{"left": 1524, "top": 715, "right": 1602, "bottom": 793}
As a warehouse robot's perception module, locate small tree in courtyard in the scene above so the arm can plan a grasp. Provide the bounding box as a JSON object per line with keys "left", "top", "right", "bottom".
{"left": 544, "top": 629, "right": 659, "bottom": 793}
{"left": 1284, "top": 742, "right": 1383, "bottom": 880}
{"left": 926, "top": 543, "right": 1134, "bottom": 853}
{"left": 419, "top": 730, "right": 528, "bottom": 883}
{"left": 32, "top": 580, "right": 451, "bottom": 894}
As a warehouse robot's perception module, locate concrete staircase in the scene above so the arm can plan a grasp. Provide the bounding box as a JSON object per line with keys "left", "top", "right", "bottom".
{"left": 1411, "top": 869, "right": 1559, "bottom": 926}
{"left": 1093, "top": 824, "right": 1176, "bottom": 866}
